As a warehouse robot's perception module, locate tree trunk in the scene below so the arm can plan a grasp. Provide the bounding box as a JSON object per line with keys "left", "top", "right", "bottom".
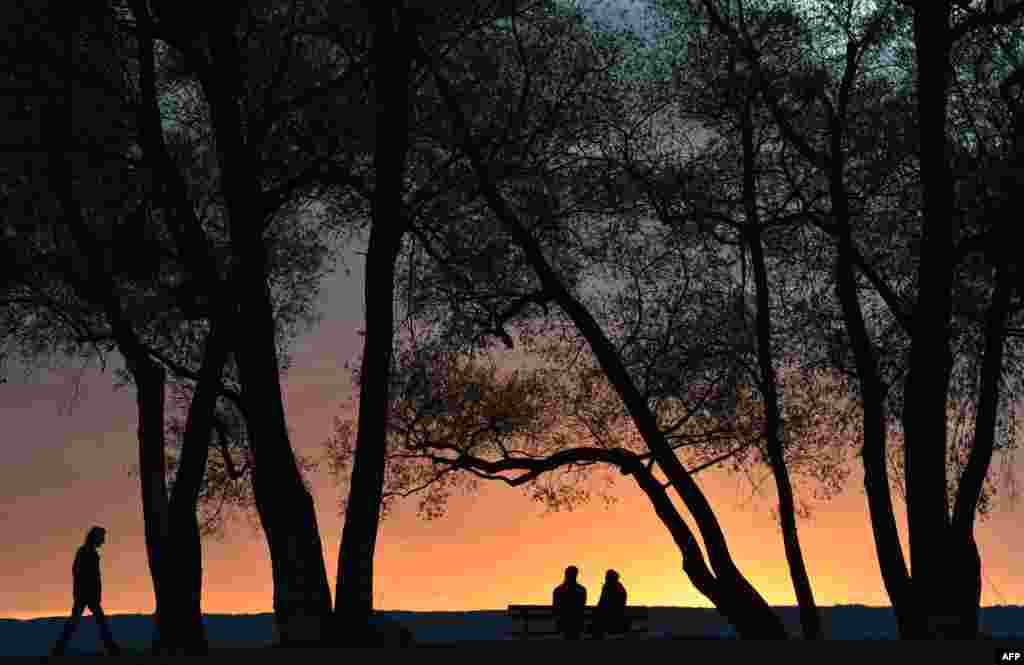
{"left": 48, "top": 2, "right": 232, "bottom": 652}
{"left": 625, "top": 458, "right": 789, "bottom": 638}
{"left": 945, "top": 259, "right": 1012, "bottom": 638}
{"left": 334, "top": 4, "right": 412, "bottom": 645}
{"left": 945, "top": 92, "right": 1024, "bottom": 638}
{"left": 516, "top": 212, "right": 788, "bottom": 639}
{"left": 489, "top": 184, "right": 787, "bottom": 638}
{"left": 905, "top": 6, "right": 957, "bottom": 637}
{"left": 747, "top": 229, "right": 820, "bottom": 639}
{"left": 827, "top": 121, "right": 915, "bottom": 634}
{"left": 157, "top": 320, "right": 232, "bottom": 654}
{"left": 939, "top": 534, "right": 982, "bottom": 639}
{"left": 334, "top": 229, "right": 403, "bottom": 644}
{"left": 431, "top": 43, "right": 787, "bottom": 640}
{"left": 234, "top": 280, "right": 333, "bottom": 645}
{"left": 833, "top": 215, "right": 917, "bottom": 637}
{"left": 204, "top": 26, "right": 334, "bottom": 645}
{"left": 231, "top": 252, "right": 333, "bottom": 646}
{"left": 130, "top": 355, "right": 174, "bottom": 652}
{"left": 741, "top": 93, "right": 820, "bottom": 639}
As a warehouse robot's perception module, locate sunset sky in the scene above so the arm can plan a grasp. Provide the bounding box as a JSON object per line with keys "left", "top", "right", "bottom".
{"left": 3, "top": 0, "right": 1023, "bottom": 624}
{"left": 2, "top": 241, "right": 1023, "bottom": 621}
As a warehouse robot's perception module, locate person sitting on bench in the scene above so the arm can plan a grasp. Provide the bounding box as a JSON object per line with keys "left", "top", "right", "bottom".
{"left": 592, "top": 569, "right": 628, "bottom": 639}
{"left": 552, "top": 565, "right": 587, "bottom": 640}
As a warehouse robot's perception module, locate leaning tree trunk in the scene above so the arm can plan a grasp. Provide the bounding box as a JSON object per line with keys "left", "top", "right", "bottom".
{"left": 333, "top": 4, "right": 412, "bottom": 646}
{"left": 231, "top": 245, "right": 334, "bottom": 646}
{"left": 623, "top": 456, "right": 789, "bottom": 639}
{"left": 748, "top": 228, "right": 821, "bottom": 639}
{"left": 826, "top": 121, "right": 915, "bottom": 635}
{"left": 694, "top": 0, "right": 917, "bottom": 637}
{"left": 528, "top": 224, "right": 789, "bottom": 639}
{"left": 498, "top": 187, "right": 791, "bottom": 639}
{"left": 479, "top": 162, "right": 788, "bottom": 639}
{"left": 741, "top": 94, "right": 821, "bottom": 639}
{"left": 430, "top": 63, "right": 789, "bottom": 638}
{"left": 203, "top": 28, "right": 334, "bottom": 645}
{"left": 945, "top": 92, "right": 1024, "bottom": 638}
{"left": 946, "top": 258, "right": 1012, "bottom": 638}
{"left": 157, "top": 320, "right": 232, "bottom": 654}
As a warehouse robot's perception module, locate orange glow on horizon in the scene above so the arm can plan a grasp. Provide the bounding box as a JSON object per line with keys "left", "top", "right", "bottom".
{"left": 4, "top": 270, "right": 1022, "bottom": 622}
{"left": 9, "top": 458, "right": 1022, "bottom": 620}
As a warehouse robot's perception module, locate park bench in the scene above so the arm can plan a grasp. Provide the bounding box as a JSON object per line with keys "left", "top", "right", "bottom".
{"left": 506, "top": 605, "right": 649, "bottom": 638}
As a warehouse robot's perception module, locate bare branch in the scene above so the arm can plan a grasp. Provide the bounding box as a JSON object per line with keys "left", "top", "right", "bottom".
{"left": 143, "top": 342, "right": 244, "bottom": 411}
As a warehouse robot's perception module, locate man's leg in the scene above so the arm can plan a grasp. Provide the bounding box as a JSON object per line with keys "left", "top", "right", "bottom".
{"left": 87, "top": 602, "right": 121, "bottom": 655}
{"left": 51, "top": 601, "right": 85, "bottom": 655}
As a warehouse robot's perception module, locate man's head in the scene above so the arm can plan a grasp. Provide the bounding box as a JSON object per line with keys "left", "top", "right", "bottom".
{"left": 564, "top": 565, "right": 579, "bottom": 582}
{"left": 85, "top": 526, "right": 106, "bottom": 548}
{"left": 605, "top": 569, "right": 620, "bottom": 584}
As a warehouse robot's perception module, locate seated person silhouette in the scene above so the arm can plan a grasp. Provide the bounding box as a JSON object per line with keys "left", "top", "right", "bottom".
{"left": 552, "top": 565, "right": 587, "bottom": 640}
{"left": 51, "top": 526, "right": 120, "bottom": 656}
{"left": 591, "top": 569, "right": 628, "bottom": 639}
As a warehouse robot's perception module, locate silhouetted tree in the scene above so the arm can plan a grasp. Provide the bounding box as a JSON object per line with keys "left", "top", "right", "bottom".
{"left": 0, "top": 0, "right": 339, "bottom": 651}
{"left": 0, "top": 1, "right": 232, "bottom": 652}
{"left": 618, "top": 7, "right": 837, "bottom": 637}
{"left": 108, "top": 0, "right": 533, "bottom": 646}
{"left": 120, "top": 0, "right": 368, "bottom": 643}
{"left": 323, "top": 3, "right": 850, "bottom": 638}
{"left": 688, "top": 0, "right": 1024, "bottom": 637}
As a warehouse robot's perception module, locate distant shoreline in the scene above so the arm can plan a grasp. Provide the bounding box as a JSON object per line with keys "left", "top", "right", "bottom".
{"left": 8, "top": 604, "right": 1023, "bottom": 621}
{"left": 4, "top": 605, "right": 1022, "bottom": 655}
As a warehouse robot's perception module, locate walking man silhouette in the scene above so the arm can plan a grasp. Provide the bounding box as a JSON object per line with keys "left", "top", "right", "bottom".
{"left": 51, "top": 526, "right": 120, "bottom": 656}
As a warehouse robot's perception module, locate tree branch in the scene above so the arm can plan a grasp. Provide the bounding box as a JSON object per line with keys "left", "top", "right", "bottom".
{"left": 429, "top": 444, "right": 643, "bottom": 486}
{"left": 809, "top": 215, "right": 912, "bottom": 331}
{"left": 951, "top": 1, "right": 1024, "bottom": 44}
{"left": 251, "top": 57, "right": 371, "bottom": 151}
{"left": 699, "top": 0, "right": 830, "bottom": 170}
{"left": 144, "top": 343, "right": 244, "bottom": 412}
{"left": 212, "top": 414, "right": 245, "bottom": 481}
{"left": 127, "top": 0, "right": 222, "bottom": 292}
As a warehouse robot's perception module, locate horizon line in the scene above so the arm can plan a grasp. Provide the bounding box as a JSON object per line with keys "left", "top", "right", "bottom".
{"left": 7, "top": 603, "right": 1023, "bottom": 621}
